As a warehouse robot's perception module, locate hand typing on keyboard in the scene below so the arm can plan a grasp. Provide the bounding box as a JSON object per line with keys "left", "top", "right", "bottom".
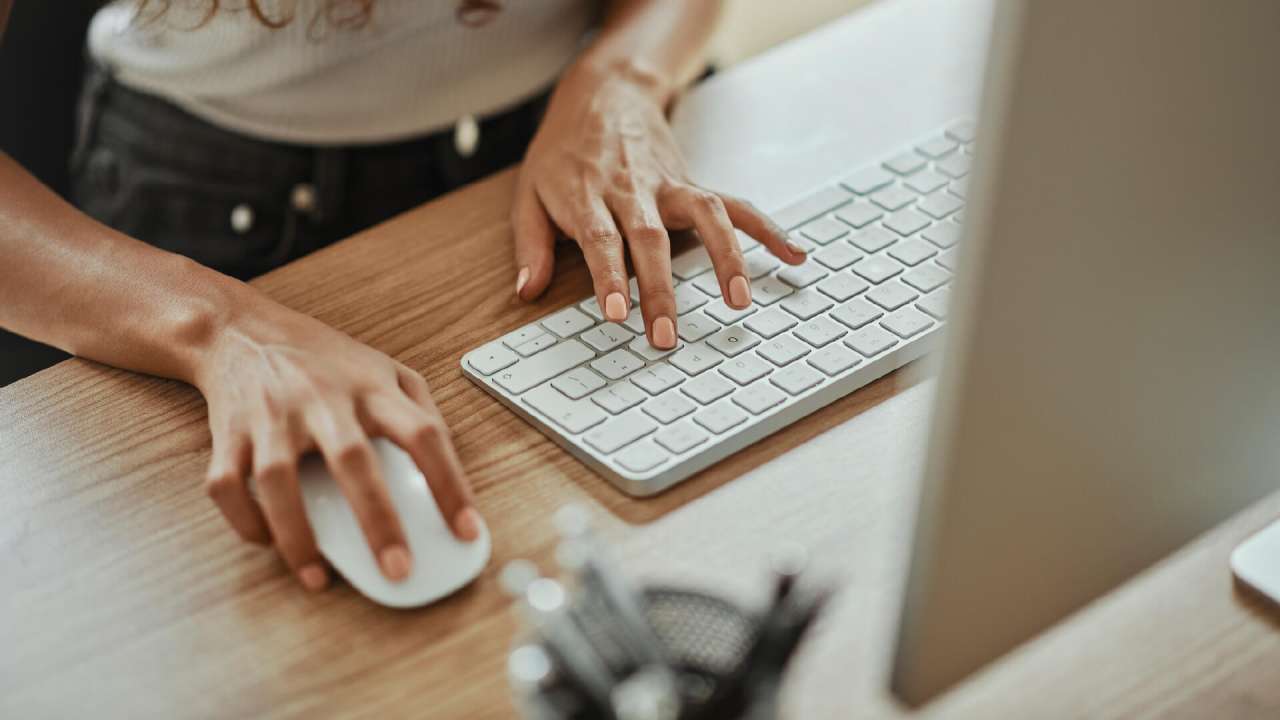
{"left": 510, "top": 49, "right": 807, "bottom": 351}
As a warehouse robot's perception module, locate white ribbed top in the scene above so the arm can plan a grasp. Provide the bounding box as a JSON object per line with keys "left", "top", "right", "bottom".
{"left": 88, "top": 0, "right": 596, "bottom": 145}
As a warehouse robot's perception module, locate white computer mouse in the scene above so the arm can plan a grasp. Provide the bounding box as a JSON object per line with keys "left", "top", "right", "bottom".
{"left": 297, "top": 437, "right": 490, "bottom": 608}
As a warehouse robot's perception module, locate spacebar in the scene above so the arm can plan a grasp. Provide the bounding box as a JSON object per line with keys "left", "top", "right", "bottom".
{"left": 493, "top": 340, "right": 594, "bottom": 395}
{"left": 771, "top": 186, "right": 854, "bottom": 231}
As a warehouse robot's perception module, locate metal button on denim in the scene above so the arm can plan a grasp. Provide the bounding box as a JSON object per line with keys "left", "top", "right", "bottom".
{"left": 230, "top": 204, "right": 255, "bottom": 234}
{"left": 290, "top": 183, "right": 317, "bottom": 213}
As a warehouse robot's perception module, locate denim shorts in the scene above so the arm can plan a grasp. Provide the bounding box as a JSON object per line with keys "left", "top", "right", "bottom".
{"left": 70, "top": 64, "right": 549, "bottom": 280}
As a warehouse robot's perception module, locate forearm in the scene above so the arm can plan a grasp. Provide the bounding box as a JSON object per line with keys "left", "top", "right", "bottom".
{"left": 571, "top": 0, "right": 723, "bottom": 105}
{"left": 0, "top": 152, "right": 255, "bottom": 384}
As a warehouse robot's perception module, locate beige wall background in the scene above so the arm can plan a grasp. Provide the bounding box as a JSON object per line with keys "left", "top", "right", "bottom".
{"left": 711, "top": 0, "right": 875, "bottom": 66}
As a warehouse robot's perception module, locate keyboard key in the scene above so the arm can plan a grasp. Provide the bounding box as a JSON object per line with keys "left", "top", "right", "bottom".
{"left": 922, "top": 223, "right": 961, "bottom": 249}
{"left": 615, "top": 440, "right": 669, "bottom": 474}
{"left": 524, "top": 384, "right": 608, "bottom": 434}
{"left": 628, "top": 334, "right": 679, "bottom": 362}
{"left": 758, "top": 334, "right": 811, "bottom": 366}
{"left": 677, "top": 310, "right": 721, "bottom": 342}
{"left": 642, "top": 390, "right": 697, "bottom": 424}
{"left": 850, "top": 226, "right": 898, "bottom": 253}
{"left": 882, "top": 307, "right": 936, "bottom": 339}
{"left": 870, "top": 185, "right": 917, "bottom": 211}
{"left": 946, "top": 120, "right": 977, "bottom": 143}
{"left": 674, "top": 283, "right": 709, "bottom": 315}
{"left": 631, "top": 364, "right": 686, "bottom": 395}
{"left": 845, "top": 325, "right": 899, "bottom": 357}
{"left": 704, "top": 299, "right": 757, "bottom": 324}
{"left": 835, "top": 201, "right": 884, "bottom": 229}
{"left": 816, "top": 273, "right": 869, "bottom": 302}
{"left": 831, "top": 298, "right": 885, "bottom": 330}
{"left": 780, "top": 287, "right": 835, "bottom": 320}
{"left": 693, "top": 401, "right": 749, "bottom": 435}
{"left": 682, "top": 372, "right": 736, "bottom": 405}
{"left": 629, "top": 277, "right": 642, "bottom": 304}
{"left": 777, "top": 263, "right": 829, "bottom": 288}
{"left": 501, "top": 324, "right": 545, "bottom": 350}
{"left": 692, "top": 271, "right": 721, "bottom": 297}
{"left": 542, "top": 307, "right": 595, "bottom": 338}
{"left": 744, "top": 308, "right": 798, "bottom": 339}
{"left": 468, "top": 343, "right": 519, "bottom": 376}
{"left": 851, "top": 255, "right": 904, "bottom": 284}
{"left": 735, "top": 229, "right": 761, "bottom": 253}
{"left": 937, "top": 152, "right": 971, "bottom": 178}
{"left": 807, "top": 344, "right": 862, "bottom": 376}
{"left": 706, "top": 325, "right": 761, "bottom": 357}
{"left": 916, "top": 136, "right": 959, "bottom": 158}
{"left": 771, "top": 363, "right": 825, "bottom": 395}
{"left": 917, "top": 191, "right": 964, "bottom": 219}
{"left": 718, "top": 352, "right": 773, "bottom": 385}
{"left": 590, "top": 348, "right": 646, "bottom": 381}
{"left": 902, "top": 264, "right": 950, "bottom": 293}
{"left": 794, "top": 316, "right": 847, "bottom": 348}
{"left": 866, "top": 281, "right": 920, "bottom": 311}
{"left": 669, "top": 342, "right": 724, "bottom": 376}
{"left": 578, "top": 298, "right": 605, "bottom": 321}
{"left": 623, "top": 307, "right": 646, "bottom": 334}
{"left": 948, "top": 177, "right": 969, "bottom": 200}
{"left": 508, "top": 339, "right": 559, "bottom": 364}
{"left": 884, "top": 208, "right": 931, "bottom": 237}
{"left": 888, "top": 238, "right": 938, "bottom": 266}
{"left": 551, "top": 367, "right": 606, "bottom": 400}
{"left": 733, "top": 381, "right": 787, "bottom": 415}
{"left": 580, "top": 323, "right": 633, "bottom": 353}
{"left": 917, "top": 288, "right": 950, "bottom": 319}
{"left": 671, "top": 246, "right": 713, "bottom": 280}
{"left": 840, "top": 165, "right": 895, "bottom": 195}
{"left": 937, "top": 248, "right": 959, "bottom": 271}
{"left": 772, "top": 186, "right": 853, "bottom": 230}
{"left": 752, "top": 276, "right": 794, "bottom": 306}
{"left": 905, "top": 169, "right": 949, "bottom": 194}
{"left": 744, "top": 252, "right": 782, "bottom": 279}
{"left": 584, "top": 411, "right": 657, "bottom": 454}
{"left": 591, "top": 382, "right": 648, "bottom": 414}
{"left": 799, "top": 216, "right": 850, "bottom": 245}
{"left": 494, "top": 340, "right": 594, "bottom": 394}
{"left": 884, "top": 151, "right": 927, "bottom": 175}
{"left": 813, "top": 243, "right": 861, "bottom": 271}
{"left": 653, "top": 421, "right": 709, "bottom": 454}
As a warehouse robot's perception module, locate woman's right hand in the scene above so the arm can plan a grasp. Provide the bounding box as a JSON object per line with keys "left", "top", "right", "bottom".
{"left": 193, "top": 295, "right": 479, "bottom": 592}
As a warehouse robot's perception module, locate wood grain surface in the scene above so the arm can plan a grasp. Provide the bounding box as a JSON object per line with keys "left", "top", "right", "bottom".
{"left": 3, "top": 167, "right": 1279, "bottom": 719}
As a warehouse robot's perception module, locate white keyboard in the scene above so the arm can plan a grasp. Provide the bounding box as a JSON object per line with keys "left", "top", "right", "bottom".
{"left": 461, "top": 121, "right": 975, "bottom": 496}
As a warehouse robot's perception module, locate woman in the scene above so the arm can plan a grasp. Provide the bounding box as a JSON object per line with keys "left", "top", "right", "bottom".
{"left": 0, "top": 0, "right": 803, "bottom": 592}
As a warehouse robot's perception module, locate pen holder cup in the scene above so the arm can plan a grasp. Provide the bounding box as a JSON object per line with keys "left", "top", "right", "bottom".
{"left": 510, "top": 585, "right": 760, "bottom": 719}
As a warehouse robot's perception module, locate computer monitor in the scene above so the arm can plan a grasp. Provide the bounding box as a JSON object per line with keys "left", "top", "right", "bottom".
{"left": 890, "top": 0, "right": 1280, "bottom": 704}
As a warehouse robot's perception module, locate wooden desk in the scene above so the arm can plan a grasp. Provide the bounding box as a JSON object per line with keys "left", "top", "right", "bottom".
{"left": 4, "top": 1, "right": 1279, "bottom": 717}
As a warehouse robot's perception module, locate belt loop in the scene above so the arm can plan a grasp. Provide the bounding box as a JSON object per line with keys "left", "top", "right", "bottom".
{"left": 69, "top": 61, "right": 113, "bottom": 177}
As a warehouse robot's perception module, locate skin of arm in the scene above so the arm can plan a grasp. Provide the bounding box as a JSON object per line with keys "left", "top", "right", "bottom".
{"left": 512, "top": 0, "right": 808, "bottom": 349}
{"left": 0, "top": 3, "right": 478, "bottom": 592}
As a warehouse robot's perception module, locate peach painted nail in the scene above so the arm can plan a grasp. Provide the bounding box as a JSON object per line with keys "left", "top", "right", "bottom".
{"left": 298, "top": 563, "right": 328, "bottom": 592}
{"left": 380, "top": 545, "right": 412, "bottom": 581}
{"left": 515, "top": 266, "right": 530, "bottom": 297}
{"left": 653, "top": 316, "right": 676, "bottom": 349}
{"left": 728, "top": 275, "right": 751, "bottom": 309}
{"left": 786, "top": 241, "right": 807, "bottom": 257}
{"left": 454, "top": 507, "right": 482, "bottom": 542}
{"left": 604, "top": 292, "right": 628, "bottom": 322}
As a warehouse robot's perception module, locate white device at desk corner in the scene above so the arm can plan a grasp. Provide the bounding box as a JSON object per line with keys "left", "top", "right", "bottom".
{"left": 298, "top": 438, "right": 491, "bottom": 608}
{"left": 1232, "top": 520, "right": 1280, "bottom": 607}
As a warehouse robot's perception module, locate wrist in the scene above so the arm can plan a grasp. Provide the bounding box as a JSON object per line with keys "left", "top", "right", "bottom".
{"left": 165, "top": 256, "right": 254, "bottom": 389}
{"left": 563, "top": 51, "right": 676, "bottom": 108}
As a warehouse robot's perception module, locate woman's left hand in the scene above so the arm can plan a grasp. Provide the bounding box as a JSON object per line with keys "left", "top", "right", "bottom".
{"left": 511, "top": 61, "right": 807, "bottom": 350}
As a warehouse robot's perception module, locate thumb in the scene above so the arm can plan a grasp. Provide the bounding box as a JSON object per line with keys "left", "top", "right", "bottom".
{"left": 511, "top": 180, "right": 556, "bottom": 301}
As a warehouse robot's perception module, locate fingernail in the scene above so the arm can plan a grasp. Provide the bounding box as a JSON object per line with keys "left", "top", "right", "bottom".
{"left": 298, "top": 563, "right": 328, "bottom": 592}
{"left": 454, "top": 507, "right": 482, "bottom": 542}
{"left": 604, "top": 292, "right": 628, "bottom": 322}
{"left": 653, "top": 316, "right": 676, "bottom": 349}
{"left": 728, "top": 275, "right": 751, "bottom": 309}
{"left": 786, "top": 241, "right": 807, "bottom": 258}
{"left": 515, "top": 266, "right": 530, "bottom": 297}
{"left": 379, "top": 545, "right": 412, "bottom": 581}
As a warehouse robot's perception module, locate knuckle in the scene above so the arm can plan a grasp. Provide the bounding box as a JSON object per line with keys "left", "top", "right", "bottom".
{"left": 626, "top": 223, "right": 667, "bottom": 246}
{"left": 203, "top": 471, "right": 237, "bottom": 499}
{"left": 410, "top": 418, "right": 445, "bottom": 446}
{"left": 254, "top": 458, "right": 293, "bottom": 485}
{"left": 689, "top": 190, "right": 724, "bottom": 214}
{"left": 334, "top": 441, "right": 374, "bottom": 472}
{"left": 578, "top": 225, "right": 619, "bottom": 247}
